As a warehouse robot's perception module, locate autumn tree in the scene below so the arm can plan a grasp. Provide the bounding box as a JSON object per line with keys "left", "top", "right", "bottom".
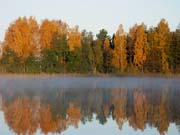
{"left": 127, "top": 24, "right": 138, "bottom": 66}
{"left": 175, "top": 24, "right": 180, "bottom": 72}
{"left": 133, "top": 23, "right": 149, "bottom": 71}
{"left": 96, "top": 29, "right": 108, "bottom": 43}
{"left": 40, "top": 19, "right": 68, "bottom": 50}
{"left": 40, "top": 19, "right": 60, "bottom": 49}
{"left": 91, "top": 39, "right": 103, "bottom": 73}
{"left": 0, "top": 48, "right": 21, "bottom": 72}
{"left": 40, "top": 20, "right": 68, "bottom": 73}
{"left": 3, "top": 17, "right": 39, "bottom": 60}
{"left": 66, "top": 47, "right": 82, "bottom": 73}
{"left": 103, "top": 37, "right": 113, "bottom": 73}
{"left": 95, "top": 29, "right": 108, "bottom": 73}
{"left": 112, "top": 24, "right": 127, "bottom": 72}
{"left": 67, "top": 25, "right": 81, "bottom": 51}
{"left": 81, "top": 30, "right": 94, "bottom": 72}
{"left": 169, "top": 24, "right": 180, "bottom": 73}
{"left": 146, "top": 27, "right": 162, "bottom": 72}
{"left": 155, "top": 19, "right": 170, "bottom": 72}
{"left": 65, "top": 26, "right": 82, "bottom": 72}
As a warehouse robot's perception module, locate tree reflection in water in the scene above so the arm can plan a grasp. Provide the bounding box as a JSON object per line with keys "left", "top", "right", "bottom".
{"left": 0, "top": 87, "right": 179, "bottom": 135}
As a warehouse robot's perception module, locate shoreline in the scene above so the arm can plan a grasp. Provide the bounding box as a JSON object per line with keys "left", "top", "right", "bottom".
{"left": 0, "top": 73, "right": 179, "bottom": 78}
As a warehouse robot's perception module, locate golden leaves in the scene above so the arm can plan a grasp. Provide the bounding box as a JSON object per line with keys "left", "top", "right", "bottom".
{"left": 40, "top": 20, "right": 59, "bottom": 49}
{"left": 112, "top": 24, "right": 127, "bottom": 72}
{"left": 156, "top": 19, "right": 170, "bottom": 72}
{"left": 133, "top": 23, "right": 149, "bottom": 71}
{"left": 3, "top": 17, "right": 39, "bottom": 60}
{"left": 67, "top": 26, "right": 81, "bottom": 51}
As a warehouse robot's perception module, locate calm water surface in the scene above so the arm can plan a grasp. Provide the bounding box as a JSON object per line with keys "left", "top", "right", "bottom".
{"left": 0, "top": 77, "right": 179, "bottom": 135}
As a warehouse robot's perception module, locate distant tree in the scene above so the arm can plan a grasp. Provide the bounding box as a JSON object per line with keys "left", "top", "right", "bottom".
{"left": 81, "top": 30, "right": 94, "bottom": 72}
{"left": 40, "top": 19, "right": 60, "bottom": 49}
{"left": 3, "top": 17, "right": 39, "bottom": 61}
{"left": 96, "top": 29, "right": 108, "bottom": 43}
{"left": 41, "top": 48, "right": 59, "bottom": 73}
{"left": 40, "top": 20, "right": 68, "bottom": 73}
{"left": 112, "top": 24, "right": 127, "bottom": 72}
{"left": 91, "top": 39, "right": 103, "bottom": 73}
{"left": 0, "top": 48, "right": 20, "bottom": 72}
{"left": 64, "top": 26, "right": 82, "bottom": 72}
{"left": 127, "top": 24, "right": 138, "bottom": 66}
{"left": 96, "top": 29, "right": 111, "bottom": 73}
{"left": 25, "top": 54, "right": 40, "bottom": 73}
{"left": 155, "top": 19, "right": 170, "bottom": 72}
{"left": 146, "top": 27, "right": 161, "bottom": 72}
{"left": 175, "top": 24, "right": 180, "bottom": 72}
{"left": 66, "top": 47, "right": 82, "bottom": 73}
{"left": 169, "top": 24, "right": 180, "bottom": 73}
{"left": 103, "top": 38, "right": 113, "bottom": 73}
{"left": 133, "top": 24, "right": 149, "bottom": 72}
{"left": 51, "top": 31, "right": 68, "bottom": 73}
{"left": 67, "top": 25, "right": 81, "bottom": 51}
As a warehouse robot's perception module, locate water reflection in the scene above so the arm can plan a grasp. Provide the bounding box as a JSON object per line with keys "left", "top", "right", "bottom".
{"left": 0, "top": 78, "right": 179, "bottom": 135}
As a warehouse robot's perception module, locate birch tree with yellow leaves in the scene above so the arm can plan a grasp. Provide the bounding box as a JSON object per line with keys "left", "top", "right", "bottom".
{"left": 40, "top": 19, "right": 60, "bottom": 49}
{"left": 133, "top": 23, "right": 149, "bottom": 72}
{"left": 112, "top": 24, "right": 127, "bottom": 72}
{"left": 3, "top": 17, "right": 39, "bottom": 60}
{"left": 155, "top": 19, "right": 170, "bottom": 72}
{"left": 67, "top": 26, "right": 81, "bottom": 51}
{"left": 103, "top": 37, "right": 113, "bottom": 73}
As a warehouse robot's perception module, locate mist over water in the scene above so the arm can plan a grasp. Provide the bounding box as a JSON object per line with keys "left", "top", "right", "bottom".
{"left": 0, "top": 77, "right": 179, "bottom": 135}
{"left": 0, "top": 77, "right": 179, "bottom": 90}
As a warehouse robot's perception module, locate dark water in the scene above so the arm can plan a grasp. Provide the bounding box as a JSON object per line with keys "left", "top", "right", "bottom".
{"left": 0, "top": 77, "right": 179, "bottom": 135}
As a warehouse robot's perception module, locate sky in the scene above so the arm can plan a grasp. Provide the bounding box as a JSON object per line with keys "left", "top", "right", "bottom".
{"left": 0, "top": 0, "right": 179, "bottom": 41}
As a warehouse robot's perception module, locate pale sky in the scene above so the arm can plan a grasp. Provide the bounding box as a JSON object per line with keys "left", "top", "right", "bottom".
{"left": 0, "top": 0, "right": 179, "bottom": 41}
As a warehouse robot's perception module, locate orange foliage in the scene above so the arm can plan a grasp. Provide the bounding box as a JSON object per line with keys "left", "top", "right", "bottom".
{"left": 113, "top": 25, "right": 127, "bottom": 72}
{"left": 104, "top": 38, "right": 110, "bottom": 50}
{"left": 67, "top": 26, "right": 81, "bottom": 51}
{"left": 3, "top": 17, "right": 39, "bottom": 59}
{"left": 156, "top": 19, "right": 170, "bottom": 72}
{"left": 134, "top": 23, "right": 149, "bottom": 71}
{"left": 40, "top": 19, "right": 59, "bottom": 49}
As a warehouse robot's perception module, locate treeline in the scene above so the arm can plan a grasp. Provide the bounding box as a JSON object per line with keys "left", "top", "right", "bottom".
{"left": 0, "top": 17, "right": 179, "bottom": 73}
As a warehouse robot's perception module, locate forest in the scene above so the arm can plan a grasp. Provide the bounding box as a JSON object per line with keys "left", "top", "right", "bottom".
{"left": 0, "top": 17, "right": 179, "bottom": 74}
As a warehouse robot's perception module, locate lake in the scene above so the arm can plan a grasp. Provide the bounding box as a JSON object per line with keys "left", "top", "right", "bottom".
{"left": 0, "top": 77, "right": 179, "bottom": 135}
